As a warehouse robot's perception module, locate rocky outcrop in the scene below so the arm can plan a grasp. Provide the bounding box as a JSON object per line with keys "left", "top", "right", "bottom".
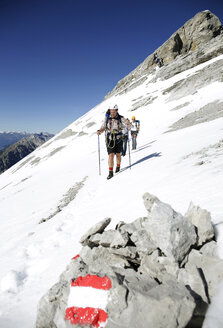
{"left": 105, "top": 11, "right": 223, "bottom": 98}
{"left": 0, "top": 132, "right": 53, "bottom": 174}
{"left": 35, "top": 193, "right": 223, "bottom": 328}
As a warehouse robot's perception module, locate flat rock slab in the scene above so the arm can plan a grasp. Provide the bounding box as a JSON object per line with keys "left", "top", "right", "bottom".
{"left": 79, "top": 217, "right": 111, "bottom": 246}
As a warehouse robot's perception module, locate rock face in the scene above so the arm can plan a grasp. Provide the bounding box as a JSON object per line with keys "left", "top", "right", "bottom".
{"left": 143, "top": 193, "right": 197, "bottom": 262}
{"left": 0, "top": 132, "right": 53, "bottom": 174}
{"left": 185, "top": 202, "right": 214, "bottom": 246}
{"left": 105, "top": 10, "right": 223, "bottom": 99}
{"left": 35, "top": 193, "right": 223, "bottom": 328}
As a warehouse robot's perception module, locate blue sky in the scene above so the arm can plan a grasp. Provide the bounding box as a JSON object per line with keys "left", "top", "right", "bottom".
{"left": 0, "top": 0, "right": 222, "bottom": 134}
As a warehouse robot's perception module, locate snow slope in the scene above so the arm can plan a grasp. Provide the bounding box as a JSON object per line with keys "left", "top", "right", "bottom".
{"left": 0, "top": 54, "right": 223, "bottom": 327}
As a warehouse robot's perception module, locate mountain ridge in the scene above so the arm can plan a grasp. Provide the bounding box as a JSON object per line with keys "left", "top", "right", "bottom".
{"left": 0, "top": 132, "right": 54, "bottom": 174}
{"left": 104, "top": 10, "right": 223, "bottom": 99}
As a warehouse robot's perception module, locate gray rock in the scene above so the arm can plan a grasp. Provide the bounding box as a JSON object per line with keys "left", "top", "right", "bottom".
{"left": 185, "top": 202, "right": 214, "bottom": 246}
{"left": 35, "top": 281, "right": 64, "bottom": 328}
{"left": 109, "top": 246, "right": 138, "bottom": 262}
{"left": 186, "top": 249, "right": 223, "bottom": 299}
{"left": 59, "top": 257, "right": 88, "bottom": 282}
{"left": 88, "top": 232, "right": 102, "bottom": 245}
{"left": 35, "top": 193, "right": 223, "bottom": 328}
{"left": 143, "top": 192, "right": 160, "bottom": 212}
{"left": 200, "top": 240, "right": 218, "bottom": 257}
{"left": 107, "top": 280, "right": 195, "bottom": 328}
{"left": 130, "top": 229, "right": 157, "bottom": 255}
{"left": 178, "top": 266, "right": 208, "bottom": 303}
{"left": 139, "top": 250, "right": 179, "bottom": 283}
{"left": 118, "top": 217, "right": 144, "bottom": 235}
{"left": 79, "top": 217, "right": 111, "bottom": 245}
{"left": 106, "top": 277, "right": 129, "bottom": 325}
{"left": 99, "top": 230, "right": 129, "bottom": 248}
{"left": 202, "top": 281, "right": 223, "bottom": 328}
{"left": 79, "top": 245, "right": 92, "bottom": 263}
{"left": 36, "top": 258, "right": 88, "bottom": 328}
{"left": 80, "top": 246, "right": 130, "bottom": 276}
{"left": 123, "top": 268, "right": 158, "bottom": 293}
{"left": 143, "top": 193, "right": 197, "bottom": 262}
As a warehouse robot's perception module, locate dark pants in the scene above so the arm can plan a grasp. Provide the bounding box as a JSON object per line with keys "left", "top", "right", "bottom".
{"left": 106, "top": 136, "right": 123, "bottom": 154}
{"left": 122, "top": 135, "right": 128, "bottom": 156}
{"left": 131, "top": 131, "right": 138, "bottom": 150}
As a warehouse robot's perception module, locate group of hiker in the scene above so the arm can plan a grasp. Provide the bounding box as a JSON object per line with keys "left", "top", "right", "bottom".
{"left": 96, "top": 51, "right": 164, "bottom": 180}
{"left": 97, "top": 105, "right": 140, "bottom": 179}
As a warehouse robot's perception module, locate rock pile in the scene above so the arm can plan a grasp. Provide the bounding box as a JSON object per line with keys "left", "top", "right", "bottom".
{"left": 35, "top": 193, "right": 223, "bottom": 328}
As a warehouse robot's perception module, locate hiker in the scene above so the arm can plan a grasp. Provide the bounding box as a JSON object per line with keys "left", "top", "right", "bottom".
{"left": 97, "top": 105, "right": 127, "bottom": 179}
{"left": 122, "top": 118, "right": 131, "bottom": 157}
{"left": 153, "top": 53, "right": 163, "bottom": 68}
{"left": 130, "top": 116, "right": 140, "bottom": 150}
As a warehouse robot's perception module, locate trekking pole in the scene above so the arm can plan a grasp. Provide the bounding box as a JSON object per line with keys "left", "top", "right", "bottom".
{"left": 98, "top": 134, "right": 101, "bottom": 176}
{"left": 127, "top": 126, "right": 131, "bottom": 170}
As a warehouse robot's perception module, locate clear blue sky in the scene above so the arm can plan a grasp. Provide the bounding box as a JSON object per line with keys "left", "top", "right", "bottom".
{"left": 0, "top": 0, "right": 222, "bottom": 134}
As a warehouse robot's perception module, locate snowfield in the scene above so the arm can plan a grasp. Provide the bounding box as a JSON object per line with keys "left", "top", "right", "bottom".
{"left": 0, "top": 54, "right": 223, "bottom": 327}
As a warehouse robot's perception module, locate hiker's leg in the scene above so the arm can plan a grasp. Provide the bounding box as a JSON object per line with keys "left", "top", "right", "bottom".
{"left": 116, "top": 153, "right": 121, "bottom": 166}
{"left": 132, "top": 136, "right": 136, "bottom": 149}
{"left": 108, "top": 153, "right": 114, "bottom": 169}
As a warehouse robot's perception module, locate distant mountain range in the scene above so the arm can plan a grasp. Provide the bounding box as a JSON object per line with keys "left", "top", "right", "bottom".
{"left": 0, "top": 132, "right": 54, "bottom": 174}
{"left": 0, "top": 131, "right": 32, "bottom": 150}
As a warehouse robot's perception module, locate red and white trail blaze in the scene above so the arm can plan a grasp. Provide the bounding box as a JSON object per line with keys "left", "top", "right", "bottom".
{"left": 65, "top": 274, "right": 112, "bottom": 327}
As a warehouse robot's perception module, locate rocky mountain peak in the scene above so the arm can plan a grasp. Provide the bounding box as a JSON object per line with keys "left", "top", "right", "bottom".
{"left": 105, "top": 10, "right": 223, "bottom": 99}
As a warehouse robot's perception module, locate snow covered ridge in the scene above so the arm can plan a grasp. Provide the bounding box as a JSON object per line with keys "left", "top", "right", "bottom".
{"left": 35, "top": 193, "right": 223, "bottom": 328}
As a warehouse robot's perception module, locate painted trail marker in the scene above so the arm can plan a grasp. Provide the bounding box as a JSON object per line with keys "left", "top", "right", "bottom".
{"left": 65, "top": 274, "right": 112, "bottom": 327}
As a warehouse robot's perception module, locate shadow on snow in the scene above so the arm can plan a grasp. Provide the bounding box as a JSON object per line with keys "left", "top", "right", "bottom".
{"left": 131, "top": 140, "right": 156, "bottom": 153}
{"left": 120, "top": 152, "right": 162, "bottom": 172}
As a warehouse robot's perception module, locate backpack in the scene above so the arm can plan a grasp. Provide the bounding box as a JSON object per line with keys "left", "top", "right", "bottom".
{"left": 105, "top": 111, "right": 123, "bottom": 136}
{"left": 106, "top": 111, "right": 123, "bottom": 126}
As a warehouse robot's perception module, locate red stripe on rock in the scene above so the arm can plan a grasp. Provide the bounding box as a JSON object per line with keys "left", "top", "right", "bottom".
{"left": 65, "top": 307, "right": 107, "bottom": 327}
{"left": 71, "top": 274, "right": 112, "bottom": 290}
{"left": 72, "top": 254, "right": 80, "bottom": 260}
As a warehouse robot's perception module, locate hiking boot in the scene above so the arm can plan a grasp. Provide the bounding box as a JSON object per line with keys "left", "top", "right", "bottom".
{"left": 107, "top": 171, "right": 113, "bottom": 180}
{"left": 115, "top": 166, "right": 120, "bottom": 173}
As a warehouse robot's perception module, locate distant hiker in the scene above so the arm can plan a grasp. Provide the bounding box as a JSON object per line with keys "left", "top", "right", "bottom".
{"left": 97, "top": 105, "right": 127, "bottom": 179}
{"left": 131, "top": 116, "right": 140, "bottom": 150}
{"left": 153, "top": 53, "right": 163, "bottom": 68}
{"left": 122, "top": 118, "right": 131, "bottom": 157}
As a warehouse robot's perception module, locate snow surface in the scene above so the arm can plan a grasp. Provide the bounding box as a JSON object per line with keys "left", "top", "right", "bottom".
{"left": 0, "top": 54, "right": 223, "bottom": 327}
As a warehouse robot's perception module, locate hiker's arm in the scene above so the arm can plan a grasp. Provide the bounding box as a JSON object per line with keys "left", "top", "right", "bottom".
{"left": 97, "top": 118, "right": 106, "bottom": 135}
{"left": 121, "top": 117, "right": 127, "bottom": 130}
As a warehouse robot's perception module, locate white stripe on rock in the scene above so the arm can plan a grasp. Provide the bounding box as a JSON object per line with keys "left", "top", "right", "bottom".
{"left": 67, "top": 286, "right": 109, "bottom": 310}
